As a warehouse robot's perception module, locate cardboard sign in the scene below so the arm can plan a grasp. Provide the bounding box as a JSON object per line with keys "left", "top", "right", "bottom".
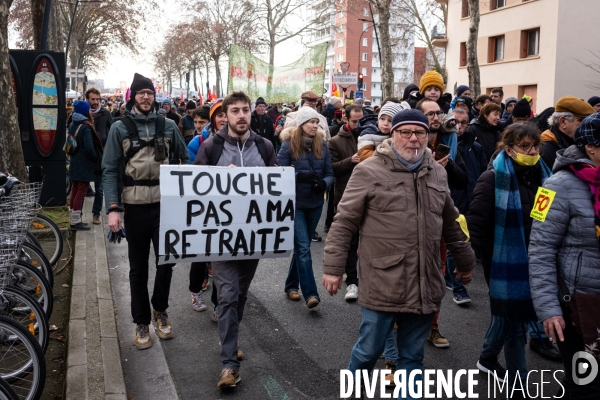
{"left": 157, "top": 165, "right": 295, "bottom": 264}
{"left": 530, "top": 187, "right": 557, "bottom": 222}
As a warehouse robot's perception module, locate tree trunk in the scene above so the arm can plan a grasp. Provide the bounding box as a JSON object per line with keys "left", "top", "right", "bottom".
{"left": 267, "top": 37, "right": 276, "bottom": 98}
{"left": 30, "top": 0, "right": 46, "bottom": 49}
{"left": 0, "top": 0, "right": 29, "bottom": 180}
{"left": 193, "top": 63, "right": 197, "bottom": 93}
{"left": 466, "top": 0, "right": 481, "bottom": 97}
{"left": 213, "top": 56, "right": 221, "bottom": 97}
{"left": 377, "top": 3, "right": 394, "bottom": 99}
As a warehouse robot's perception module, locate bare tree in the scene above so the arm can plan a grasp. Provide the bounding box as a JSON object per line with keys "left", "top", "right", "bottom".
{"left": 153, "top": 40, "right": 185, "bottom": 95}
{"left": 466, "top": 0, "right": 481, "bottom": 97}
{"left": 0, "top": 0, "right": 28, "bottom": 180}
{"left": 576, "top": 50, "right": 600, "bottom": 90}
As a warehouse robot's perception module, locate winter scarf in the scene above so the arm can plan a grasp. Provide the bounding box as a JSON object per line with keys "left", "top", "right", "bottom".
{"left": 490, "top": 151, "right": 551, "bottom": 322}
{"left": 568, "top": 162, "right": 600, "bottom": 249}
{"left": 90, "top": 103, "right": 102, "bottom": 118}
{"left": 439, "top": 132, "right": 458, "bottom": 161}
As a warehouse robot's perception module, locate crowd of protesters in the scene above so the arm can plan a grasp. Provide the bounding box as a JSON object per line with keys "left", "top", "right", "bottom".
{"left": 63, "top": 70, "right": 600, "bottom": 397}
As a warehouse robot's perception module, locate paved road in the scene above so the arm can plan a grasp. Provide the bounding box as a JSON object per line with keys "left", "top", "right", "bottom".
{"left": 106, "top": 212, "right": 565, "bottom": 400}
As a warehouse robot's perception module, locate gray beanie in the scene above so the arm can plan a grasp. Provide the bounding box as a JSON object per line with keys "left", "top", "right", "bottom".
{"left": 379, "top": 102, "right": 405, "bottom": 119}
{"left": 296, "top": 107, "right": 321, "bottom": 127}
{"left": 329, "top": 96, "right": 341, "bottom": 105}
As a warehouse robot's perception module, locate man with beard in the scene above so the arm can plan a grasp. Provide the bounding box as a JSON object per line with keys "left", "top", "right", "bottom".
{"left": 326, "top": 104, "right": 363, "bottom": 299}
{"left": 102, "top": 73, "right": 189, "bottom": 351}
{"left": 193, "top": 91, "right": 277, "bottom": 390}
{"left": 161, "top": 99, "right": 181, "bottom": 126}
{"left": 323, "top": 109, "right": 474, "bottom": 393}
{"left": 178, "top": 100, "right": 197, "bottom": 144}
{"left": 85, "top": 88, "right": 114, "bottom": 225}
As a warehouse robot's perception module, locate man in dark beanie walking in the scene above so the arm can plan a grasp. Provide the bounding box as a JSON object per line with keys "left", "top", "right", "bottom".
{"left": 102, "top": 73, "right": 189, "bottom": 350}
{"left": 178, "top": 100, "right": 197, "bottom": 144}
{"left": 250, "top": 96, "right": 276, "bottom": 149}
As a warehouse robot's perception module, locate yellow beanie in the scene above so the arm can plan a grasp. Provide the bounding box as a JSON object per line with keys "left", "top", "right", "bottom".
{"left": 419, "top": 71, "right": 445, "bottom": 95}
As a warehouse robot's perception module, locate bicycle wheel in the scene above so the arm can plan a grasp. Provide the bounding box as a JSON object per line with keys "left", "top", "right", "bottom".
{"left": 0, "top": 377, "right": 18, "bottom": 400}
{"left": 19, "top": 242, "right": 53, "bottom": 290}
{"left": 0, "top": 286, "right": 49, "bottom": 353}
{"left": 28, "top": 214, "right": 63, "bottom": 267}
{"left": 10, "top": 262, "right": 53, "bottom": 320}
{"left": 0, "top": 315, "right": 46, "bottom": 400}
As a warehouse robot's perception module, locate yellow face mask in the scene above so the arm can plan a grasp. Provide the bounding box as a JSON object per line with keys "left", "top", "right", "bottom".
{"left": 510, "top": 148, "right": 540, "bottom": 167}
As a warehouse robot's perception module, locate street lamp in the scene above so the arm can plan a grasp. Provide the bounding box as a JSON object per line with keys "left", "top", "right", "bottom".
{"left": 60, "top": 0, "right": 102, "bottom": 65}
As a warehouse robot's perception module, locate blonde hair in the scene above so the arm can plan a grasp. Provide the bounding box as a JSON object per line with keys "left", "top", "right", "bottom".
{"left": 289, "top": 126, "right": 323, "bottom": 160}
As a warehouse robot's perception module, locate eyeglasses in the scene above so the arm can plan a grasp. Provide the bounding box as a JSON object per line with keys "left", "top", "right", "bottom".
{"left": 511, "top": 142, "right": 542, "bottom": 152}
{"left": 136, "top": 90, "right": 154, "bottom": 98}
{"left": 424, "top": 111, "right": 442, "bottom": 118}
{"left": 395, "top": 129, "right": 428, "bottom": 139}
{"left": 457, "top": 120, "right": 469, "bottom": 126}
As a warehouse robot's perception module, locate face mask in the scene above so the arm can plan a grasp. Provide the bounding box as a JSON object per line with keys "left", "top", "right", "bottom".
{"left": 510, "top": 148, "right": 540, "bottom": 167}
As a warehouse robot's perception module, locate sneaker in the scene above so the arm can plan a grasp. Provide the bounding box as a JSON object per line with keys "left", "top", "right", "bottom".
{"left": 191, "top": 292, "right": 207, "bottom": 312}
{"left": 92, "top": 215, "right": 101, "bottom": 225}
{"left": 287, "top": 291, "right": 301, "bottom": 301}
{"left": 86, "top": 188, "right": 95, "bottom": 197}
{"left": 212, "top": 307, "right": 218, "bottom": 322}
{"left": 453, "top": 290, "right": 472, "bottom": 305}
{"left": 530, "top": 338, "right": 562, "bottom": 361}
{"left": 345, "top": 284, "right": 358, "bottom": 301}
{"left": 477, "top": 357, "right": 507, "bottom": 382}
{"left": 237, "top": 348, "right": 244, "bottom": 360}
{"left": 311, "top": 232, "right": 322, "bottom": 242}
{"left": 445, "top": 283, "right": 453, "bottom": 291}
{"left": 384, "top": 361, "right": 396, "bottom": 386}
{"left": 152, "top": 310, "right": 173, "bottom": 339}
{"left": 217, "top": 368, "right": 241, "bottom": 389}
{"left": 306, "top": 297, "right": 319, "bottom": 309}
{"left": 135, "top": 324, "right": 152, "bottom": 350}
{"left": 427, "top": 329, "right": 449, "bottom": 348}
{"left": 70, "top": 222, "right": 91, "bottom": 231}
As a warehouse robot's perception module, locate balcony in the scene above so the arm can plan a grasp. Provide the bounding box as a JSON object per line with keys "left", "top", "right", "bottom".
{"left": 432, "top": 34, "right": 448, "bottom": 48}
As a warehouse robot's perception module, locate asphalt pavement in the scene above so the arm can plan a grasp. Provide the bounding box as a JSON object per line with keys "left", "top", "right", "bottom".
{"left": 106, "top": 211, "right": 565, "bottom": 400}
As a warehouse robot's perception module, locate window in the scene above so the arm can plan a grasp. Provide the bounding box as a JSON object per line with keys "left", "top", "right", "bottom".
{"left": 338, "top": 24, "right": 344, "bottom": 33}
{"left": 372, "top": 68, "right": 377, "bottom": 74}
{"left": 518, "top": 85, "right": 537, "bottom": 113}
{"left": 337, "top": 39, "right": 344, "bottom": 47}
{"left": 460, "top": 42, "right": 467, "bottom": 67}
{"left": 364, "top": 8, "right": 369, "bottom": 16}
{"left": 362, "top": 53, "right": 368, "bottom": 62}
{"left": 338, "top": 10, "right": 344, "bottom": 18}
{"left": 337, "top": 54, "right": 343, "bottom": 62}
{"left": 373, "top": 53, "right": 378, "bottom": 61}
{"left": 490, "top": 0, "right": 506, "bottom": 10}
{"left": 373, "top": 83, "right": 377, "bottom": 89}
{"left": 488, "top": 35, "right": 504, "bottom": 62}
{"left": 362, "top": 67, "right": 367, "bottom": 75}
{"left": 363, "top": 22, "right": 369, "bottom": 32}
{"left": 461, "top": 0, "right": 469, "bottom": 18}
{"left": 521, "top": 28, "right": 540, "bottom": 57}
{"left": 362, "top": 38, "right": 368, "bottom": 47}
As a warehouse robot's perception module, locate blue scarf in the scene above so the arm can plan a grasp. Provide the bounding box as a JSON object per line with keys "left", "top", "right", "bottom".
{"left": 391, "top": 145, "right": 423, "bottom": 172}
{"left": 440, "top": 132, "right": 458, "bottom": 161}
{"left": 489, "top": 151, "right": 551, "bottom": 321}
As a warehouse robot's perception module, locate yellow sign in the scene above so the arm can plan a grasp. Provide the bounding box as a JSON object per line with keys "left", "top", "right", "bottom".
{"left": 530, "top": 187, "right": 557, "bottom": 222}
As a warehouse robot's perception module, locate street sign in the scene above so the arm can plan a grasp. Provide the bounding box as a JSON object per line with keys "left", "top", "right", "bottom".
{"left": 333, "top": 73, "right": 358, "bottom": 85}
{"left": 355, "top": 90, "right": 363, "bottom": 99}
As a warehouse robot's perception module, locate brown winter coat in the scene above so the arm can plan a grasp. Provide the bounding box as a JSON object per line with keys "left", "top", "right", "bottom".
{"left": 328, "top": 125, "right": 358, "bottom": 207}
{"left": 323, "top": 139, "right": 475, "bottom": 314}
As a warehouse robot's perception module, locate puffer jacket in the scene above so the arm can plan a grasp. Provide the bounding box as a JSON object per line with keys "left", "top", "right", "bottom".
{"left": 277, "top": 128, "right": 334, "bottom": 210}
{"left": 466, "top": 116, "right": 502, "bottom": 162}
{"left": 529, "top": 145, "right": 600, "bottom": 322}
{"left": 356, "top": 114, "right": 387, "bottom": 162}
{"left": 68, "top": 114, "right": 102, "bottom": 182}
{"left": 102, "top": 106, "right": 190, "bottom": 208}
{"left": 324, "top": 139, "right": 475, "bottom": 313}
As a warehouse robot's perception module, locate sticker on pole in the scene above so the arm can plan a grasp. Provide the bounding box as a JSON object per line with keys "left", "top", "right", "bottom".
{"left": 530, "top": 187, "right": 556, "bottom": 222}
{"left": 157, "top": 165, "right": 296, "bottom": 265}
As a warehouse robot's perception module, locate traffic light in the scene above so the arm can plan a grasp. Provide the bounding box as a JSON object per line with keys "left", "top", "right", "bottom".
{"left": 357, "top": 73, "right": 364, "bottom": 89}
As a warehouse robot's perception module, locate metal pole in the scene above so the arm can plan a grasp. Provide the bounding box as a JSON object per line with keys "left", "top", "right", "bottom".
{"left": 65, "top": 0, "right": 79, "bottom": 65}
{"left": 368, "top": 3, "right": 383, "bottom": 97}
{"left": 41, "top": 0, "right": 53, "bottom": 50}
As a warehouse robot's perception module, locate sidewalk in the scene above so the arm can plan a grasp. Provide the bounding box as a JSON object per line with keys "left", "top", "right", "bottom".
{"left": 65, "top": 200, "right": 127, "bottom": 400}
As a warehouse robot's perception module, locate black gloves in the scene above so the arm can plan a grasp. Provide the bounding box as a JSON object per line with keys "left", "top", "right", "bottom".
{"left": 312, "top": 180, "right": 327, "bottom": 193}
{"left": 296, "top": 172, "right": 319, "bottom": 184}
{"left": 107, "top": 227, "right": 127, "bottom": 244}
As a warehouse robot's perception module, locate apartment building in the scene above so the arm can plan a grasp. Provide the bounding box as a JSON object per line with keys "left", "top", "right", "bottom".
{"left": 437, "top": 0, "right": 600, "bottom": 112}
{"left": 306, "top": 0, "right": 414, "bottom": 106}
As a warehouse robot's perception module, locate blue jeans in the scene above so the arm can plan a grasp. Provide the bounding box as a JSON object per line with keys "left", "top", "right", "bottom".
{"left": 445, "top": 251, "right": 465, "bottom": 294}
{"left": 92, "top": 176, "right": 104, "bottom": 216}
{"left": 348, "top": 308, "right": 435, "bottom": 400}
{"left": 480, "top": 316, "right": 528, "bottom": 394}
{"left": 284, "top": 207, "right": 322, "bottom": 303}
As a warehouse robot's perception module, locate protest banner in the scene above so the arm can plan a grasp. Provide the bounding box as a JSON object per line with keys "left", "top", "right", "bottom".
{"left": 157, "top": 165, "right": 296, "bottom": 265}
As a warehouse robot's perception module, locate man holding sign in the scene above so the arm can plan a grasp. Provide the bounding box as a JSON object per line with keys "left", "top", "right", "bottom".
{"left": 193, "top": 91, "right": 277, "bottom": 389}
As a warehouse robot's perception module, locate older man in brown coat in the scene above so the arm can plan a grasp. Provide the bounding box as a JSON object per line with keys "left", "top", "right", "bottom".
{"left": 322, "top": 109, "right": 475, "bottom": 392}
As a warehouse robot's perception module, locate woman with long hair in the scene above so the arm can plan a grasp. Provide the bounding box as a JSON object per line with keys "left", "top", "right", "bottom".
{"left": 278, "top": 107, "right": 334, "bottom": 309}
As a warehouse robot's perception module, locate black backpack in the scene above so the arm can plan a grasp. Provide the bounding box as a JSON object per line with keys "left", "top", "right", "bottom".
{"left": 209, "top": 134, "right": 271, "bottom": 166}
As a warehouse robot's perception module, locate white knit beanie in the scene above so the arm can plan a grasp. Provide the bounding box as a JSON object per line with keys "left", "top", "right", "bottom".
{"left": 379, "top": 102, "right": 405, "bottom": 119}
{"left": 329, "top": 96, "right": 341, "bottom": 105}
{"left": 296, "top": 107, "right": 321, "bottom": 127}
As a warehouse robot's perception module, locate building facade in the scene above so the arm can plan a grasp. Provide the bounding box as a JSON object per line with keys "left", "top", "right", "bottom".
{"left": 439, "top": 0, "right": 600, "bottom": 112}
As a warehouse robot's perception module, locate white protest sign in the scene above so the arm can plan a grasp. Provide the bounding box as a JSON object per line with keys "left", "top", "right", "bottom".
{"left": 333, "top": 73, "right": 358, "bottom": 85}
{"left": 158, "top": 165, "right": 295, "bottom": 265}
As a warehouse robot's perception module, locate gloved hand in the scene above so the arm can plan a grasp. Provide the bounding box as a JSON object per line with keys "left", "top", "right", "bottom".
{"left": 312, "top": 179, "right": 327, "bottom": 193}
{"left": 107, "top": 227, "right": 127, "bottom": 244}
{"left": 296, "top": 172, "right": 319, "bottom": 184}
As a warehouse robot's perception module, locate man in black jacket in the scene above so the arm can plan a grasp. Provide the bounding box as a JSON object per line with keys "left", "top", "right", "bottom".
{"left": 250, "top": 97, "right": 276, "bottom": 149}
{"left": 85, "top": 88, "right": 114, "bottom": 225}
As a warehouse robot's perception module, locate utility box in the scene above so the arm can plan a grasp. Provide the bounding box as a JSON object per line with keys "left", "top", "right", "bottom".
{"left": 9, "top": 50, "right": 67, "bottom": 206}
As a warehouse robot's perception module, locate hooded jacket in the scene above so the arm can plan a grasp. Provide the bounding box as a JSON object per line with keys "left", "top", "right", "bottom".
{"left": 102, "top": 105, "right": 190, "bottom": 208}
{"left": 277, "top": 128, "right": 334, "bottom": 209}
{"left": 356, "top": 114, "right": 387, "bottom": 162}
{"left": 69, "top": 114, "right": 103, "bottom": 182}
{"left": 328, "top": 124, "right": 359, "bottom": 207}
{"left": 178, "top": 114, "right": 196, "bottom": 138}
{"left": 529, "top": 145, "right": 600, "bottom": 322}
{"left": 466, "top": 116, "right": 502, "bottom": 162}
{"left": 323, "top": 139, "right": 475, "bottom": 313}
{"left": 540, "top": 124, "right": 574, "bottom": 170}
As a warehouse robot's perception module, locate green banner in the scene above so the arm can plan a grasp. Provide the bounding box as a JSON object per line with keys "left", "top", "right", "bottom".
{"left": 228, "top": 43, "right": 327, "bottom": 103}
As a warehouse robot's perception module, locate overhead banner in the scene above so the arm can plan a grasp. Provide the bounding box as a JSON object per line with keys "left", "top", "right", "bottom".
{"left": 157, "top": 165, "right": 296, "bottom": 265}
{"left": 228, "top": 43, "right": 327, "bottom": 103}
